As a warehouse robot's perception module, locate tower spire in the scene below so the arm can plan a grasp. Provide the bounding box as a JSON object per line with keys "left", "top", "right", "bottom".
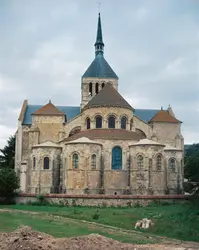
{"left": 94, "top": 13, "right": 104, "bottom": 56}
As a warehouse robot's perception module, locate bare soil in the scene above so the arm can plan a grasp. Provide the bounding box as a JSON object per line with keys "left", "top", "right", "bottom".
{"left": 0, "top": 226, "right": 198, "bottom": 250}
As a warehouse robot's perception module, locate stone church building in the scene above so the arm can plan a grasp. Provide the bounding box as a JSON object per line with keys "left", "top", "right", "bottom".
{"left": 15, "top": 13, "right": 184, "bottom": 196}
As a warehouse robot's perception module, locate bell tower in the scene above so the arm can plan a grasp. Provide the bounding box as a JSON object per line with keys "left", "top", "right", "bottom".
{"left": 81, "top": 13, "right": 119, "bottom": 110}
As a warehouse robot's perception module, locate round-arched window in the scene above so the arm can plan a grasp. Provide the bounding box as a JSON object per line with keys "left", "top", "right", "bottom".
{"left": 108, "top": 116, "right": 115, "bottom": 128}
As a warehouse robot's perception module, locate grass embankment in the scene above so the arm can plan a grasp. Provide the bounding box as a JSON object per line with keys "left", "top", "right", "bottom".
{"left": 1, "top": 201, "right": 199, "bottom": 242}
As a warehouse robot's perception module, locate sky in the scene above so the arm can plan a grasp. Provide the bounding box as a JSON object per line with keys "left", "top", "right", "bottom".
{"left": 0, "top": 0, "right": 198, "bottom": 148}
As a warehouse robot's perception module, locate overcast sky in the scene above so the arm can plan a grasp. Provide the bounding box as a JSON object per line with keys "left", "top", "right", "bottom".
{"left": 0, "top": 0, "right": 198, "bottom": 148}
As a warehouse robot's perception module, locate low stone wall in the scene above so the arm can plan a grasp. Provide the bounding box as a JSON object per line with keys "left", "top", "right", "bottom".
{"left": 16, "top": 193, "right": 191, "bottom": 207}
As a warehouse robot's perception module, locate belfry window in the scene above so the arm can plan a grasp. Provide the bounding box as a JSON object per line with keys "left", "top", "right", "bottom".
{"left": 96, "top": 115, "right": 102, "bottom": 128}
{"left": 121, "top": 116, "right": 127, "bottom": 129}
{"left": 108, "top": 116, "right": 115, "bottom": 128}
{"left": 86, "top": 118, "right": 90, "bottom": 129}
{"left": 89, "top": 82, "right": 92, "bottom": 96}
{"left": 43, "top": 157, "right": 50, "bottom": 170}
{"left": 72, "top": 153, "right": 79, "bottom": 169}
{"left": 95, "top": 83, "right": 99, "bottom": 94}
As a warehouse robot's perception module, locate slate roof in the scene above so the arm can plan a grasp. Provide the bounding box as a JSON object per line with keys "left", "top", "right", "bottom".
{"left": 22, "top": 105, "right": 80, "bottom": 125}
{"left": 82, "top": 54, "right": 118, "bottom": 79}
{"left": 22, "top": 104, "right": 168, "bottom": 126}
{"left": 63, "top": 129, "right": 144, "bottom": 141}
{"left": 149, "top": 109, "right": 181, "bottom": 123}
{"left": 83, "top": 83, "right": 133, "bottom": 111}
{"left": 32, "top": 102, "right": 65, "bottom": 116}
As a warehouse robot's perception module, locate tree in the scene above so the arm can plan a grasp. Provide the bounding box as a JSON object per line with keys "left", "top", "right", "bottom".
{"left": 184, "top": 143, "right": 199, "bottom": 194}
{"left": 0, "top": 135, "right": 15, "bottom": 169}
{"left": 0, "top": 167, "right": 19, "bottom": 203}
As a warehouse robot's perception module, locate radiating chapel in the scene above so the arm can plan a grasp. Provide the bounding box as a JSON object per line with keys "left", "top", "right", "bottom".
{"left": 15, "top": 13, "right": 184, "bottom": 196}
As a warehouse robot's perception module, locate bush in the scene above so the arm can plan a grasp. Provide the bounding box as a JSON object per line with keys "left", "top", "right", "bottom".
{"left": 0, "top": 168, "right": 19, "bottom": 204}
{"left": 92, "top": 210, "right": 100, "bottom": 220}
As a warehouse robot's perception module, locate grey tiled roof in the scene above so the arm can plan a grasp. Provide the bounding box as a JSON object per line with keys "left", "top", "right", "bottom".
{"left": 83, "top": 83, "right": 133, "bottom": 110}
{"left": 82, "top": 54, "right": 118, "bottom": 79}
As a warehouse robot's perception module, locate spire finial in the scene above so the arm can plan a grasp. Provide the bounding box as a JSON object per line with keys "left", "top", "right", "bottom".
{"left": 94, "top": 11, "right": 104, "bottom": 56}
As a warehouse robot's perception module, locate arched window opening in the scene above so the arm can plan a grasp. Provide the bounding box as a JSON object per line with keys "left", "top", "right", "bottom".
{"left": 108, "top": 116, "right": 115, "bottom": 128}
{"left": 33, "top": 157, "right": 36, "bottom": 169}
{"left": 86, "top": 118, "right": 90, "bottom": 129}
{"left": 89, "top": 82, "right": 92, "bottom": 96}
{"left": 43, "top": 157, "right": 50, "bottom": 170}
{"left": 112, "top": 146, "right": 122, "bottom": 170}
{"left": 130, "top": 118, "right": 133, "bottom": 130}
{"left": 72, "top": 153, "right": 79, "bottom": 169}
{"left": 121, "top": 116, "right": 127, "bottom": 129}
{"left": 91, "top": 154, "right": 97, "bottom": 169}
{"left": 137, "top": 155, "right": 144, "bottom": 169}
{"left": 169, "top": 158, "right": 176, "bottom": 172}
{"left": 102, "top": 82, "right": 105, "bottom": 88}
{"left": 156, "top": 155, "right": 162, "bottom": 170}
{"left": 95, "top": 115, "right": 102, "bottom": 128}
{"left": 95, "top": 82, "right": 99, "bottom": 94}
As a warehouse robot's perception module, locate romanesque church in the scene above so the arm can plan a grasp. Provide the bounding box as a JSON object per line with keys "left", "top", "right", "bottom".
{"left": 15, "top": 13, "right": 184, "bottom": 196}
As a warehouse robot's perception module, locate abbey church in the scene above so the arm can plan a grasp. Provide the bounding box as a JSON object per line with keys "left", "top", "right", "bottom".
{"left": 15, "top": 13, "right": 184, "bottom": 196}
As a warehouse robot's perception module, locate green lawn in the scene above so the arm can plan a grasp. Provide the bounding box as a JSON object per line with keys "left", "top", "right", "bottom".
{"left": 1, "top": 201, "right": 199, "bottom": 242}
{"left": 0, "top": 211, "right": 157, "bottom": 244}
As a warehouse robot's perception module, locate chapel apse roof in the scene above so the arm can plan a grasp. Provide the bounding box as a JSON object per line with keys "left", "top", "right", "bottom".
{"left": 22, "top": 104, "right": 168, "bottom": 125}
{"left": 64, "top": 129, "right": 144, "bottom": 141}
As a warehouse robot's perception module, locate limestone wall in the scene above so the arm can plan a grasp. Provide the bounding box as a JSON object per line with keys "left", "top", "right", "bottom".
{"left": 81, "top": 107, "right": 133, "bottom": 130}
{"left": 63, "top": 142, "right": 102, "bottom": 194}
{"left": 152, "top": 123, "right": 181, "bottom": 147}
{"left": 30, "top": 147, "right": 62, "bottom": 194}
{"left": 16, "top": 194, "right": 188, "bottom": 207}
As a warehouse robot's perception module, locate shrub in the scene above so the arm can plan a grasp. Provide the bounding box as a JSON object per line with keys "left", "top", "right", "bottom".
{"left": 92, "top": 210, "right": 100, "bottom": 220}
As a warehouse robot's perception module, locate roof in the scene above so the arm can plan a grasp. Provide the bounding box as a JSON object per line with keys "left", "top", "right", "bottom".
{"left": 63, "top": 129, "right": 144, "bottom": 141}
{"left": 130, "top": 138, "right": 165, "bottom": 147}
{"left": 149, "top": 109, "right": 181, "bottom": 123}
{"left": 82, "top": 54, "right": 118, "bottom": 79}
{"left": 65, "top": 137, "right": 102, "bottom": 145}
{"left": 83, "top": 83, "right": 133, "bottom": 110}
{"left": 22, "top": 104, "right": 176, "bottom": 126}
{"left": 134, "top": 109, "right": 166, "bottom": 123}
{"left": 32, "top": 102, "right": 65, "bottom": 116}
{"left": 32, "top": 141, "right": 61, "bottom": 148}
{"left": 23, "top": 105, "right": 80, "bottom": 125}
{"left": 164, "top": 145, "right": 182, "bottom": 151}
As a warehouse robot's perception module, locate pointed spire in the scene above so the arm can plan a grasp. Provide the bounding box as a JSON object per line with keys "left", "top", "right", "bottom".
{"left": 94, "top": 13, "right": 104, "bottom": 56}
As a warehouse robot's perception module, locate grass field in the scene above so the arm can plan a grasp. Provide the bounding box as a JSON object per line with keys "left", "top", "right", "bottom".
{"left": 1, "top": 201, "right": 199, "bottom": 243}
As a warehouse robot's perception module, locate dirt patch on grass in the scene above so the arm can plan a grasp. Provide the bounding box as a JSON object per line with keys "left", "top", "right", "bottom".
{"left": 0, "top": 226, "right": 198, "bottom": 250}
